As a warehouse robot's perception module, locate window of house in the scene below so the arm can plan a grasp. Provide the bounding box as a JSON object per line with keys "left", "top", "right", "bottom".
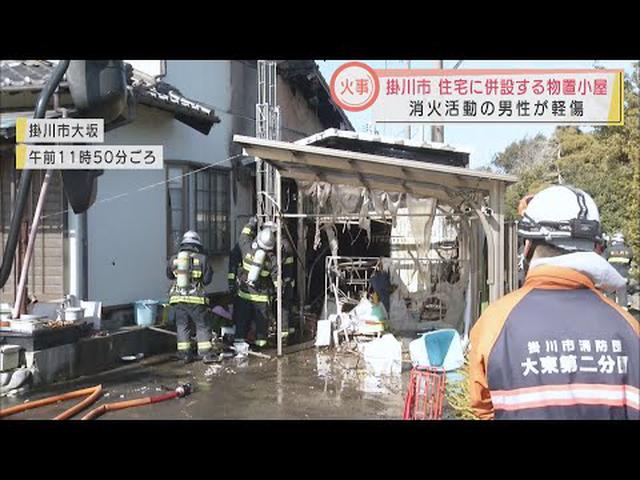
{"left": 166, "top": 162, "right": 230, "bottom": 257}
{"left": 196, "top": 169, "right": 230, "bottom": 255}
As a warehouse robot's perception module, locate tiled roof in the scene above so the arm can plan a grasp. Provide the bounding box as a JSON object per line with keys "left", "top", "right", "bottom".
{"left": 0, "top": 60, "right": 67, "bottom": 91}
{"left": 1, "top": 61, "right": 219, "bottom": 136}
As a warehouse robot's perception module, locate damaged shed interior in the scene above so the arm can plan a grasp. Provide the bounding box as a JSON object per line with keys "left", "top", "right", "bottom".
{"left": 234, "top": 130, "right": 518, "bottom": 356}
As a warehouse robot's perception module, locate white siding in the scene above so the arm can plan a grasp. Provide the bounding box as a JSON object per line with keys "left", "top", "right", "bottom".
{"left": 87, "top": 107, "right": 173, "bottom": 305}
{"left": 87, "top": 61, "right": 237, "bottom": 306}
{"left": 86, "top": 60, "right": 340, "bottom": 307}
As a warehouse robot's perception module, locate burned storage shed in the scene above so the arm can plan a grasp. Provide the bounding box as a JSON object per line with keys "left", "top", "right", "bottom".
{"left": 233, "top": 131, "right": 518, "bottom": 356}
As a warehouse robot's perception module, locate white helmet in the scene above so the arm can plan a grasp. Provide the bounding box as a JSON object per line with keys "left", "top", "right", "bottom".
{"left": 518, "top": 185, "right": 602, "bottom": 252}
{"left": 612, "top": 232, "right": 625, "bottom": 243}
{"left": 181, "top": 230, "right": 202, "bottom": 248}
{"left": 256, "top": 227, "right": 275, "bottom": 251}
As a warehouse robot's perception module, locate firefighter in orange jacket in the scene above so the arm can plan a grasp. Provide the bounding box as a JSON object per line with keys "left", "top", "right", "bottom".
{"left": 469, "top": 185, "right": 639, "bottom": 420}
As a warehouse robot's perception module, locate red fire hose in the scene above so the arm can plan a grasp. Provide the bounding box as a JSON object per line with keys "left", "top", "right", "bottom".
{"left": 80, "top": 384, "right": 192, "bottom": 420}
{"left": 0, "top": 385, "right": 103, "bottom": 420}
{"left": 0, "top": 383, "right": 191, "bottom": 420}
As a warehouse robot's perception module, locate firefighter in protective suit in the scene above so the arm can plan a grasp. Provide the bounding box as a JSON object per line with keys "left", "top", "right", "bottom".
{"left": 606, "top": 232, "right": 633, "bottom": 308}
{"left": 280, "top": 236, "right": 296, "bottom": 341}
{"left": 470, "top": 185, "right": 639, "bottom": 420}
{"left": 228, "top": 217, "right": 258, "bottom": 296}
{"left": 167, "top": 231, "right": 215, "bottom": 364}
{"left": 235, "top": 223, "right": 278, "bottom": 349}
{"left": 228, "top": 217, "right": 259, "bottom": 341}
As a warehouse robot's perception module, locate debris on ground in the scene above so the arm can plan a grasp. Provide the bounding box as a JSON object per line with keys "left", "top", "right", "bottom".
{"left": 0, "top": 368, "right": 32, "bottom": 396}
{"left": 444, "top": 357, "right": 477, "bottom": 420}
{"left": 361, "top": 334, "right": 402, "bottom": 376}
{"left": 121, "top": 353, "right": 144, "bottom": 362}
{"left": 204, "top": 364, "right": 223, "bottom": 377}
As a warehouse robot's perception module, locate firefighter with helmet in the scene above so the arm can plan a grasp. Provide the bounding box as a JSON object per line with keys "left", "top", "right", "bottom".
{"left": 235, "top": 221, "right": 278, "bottom": 349}
{"left": 605, "top": 231, "right": 633, "bottom": 308}
{"left": 469, "top": 185, "right": 639, "bottom": 420}
{"left": 280, "top": 236, "right": 297, "bottom": 341}
{"left": 228, "top": 217, "right": 259, "bottom": 342}
{"left": 167, "top": 230, "right": 215, "bottom": 364}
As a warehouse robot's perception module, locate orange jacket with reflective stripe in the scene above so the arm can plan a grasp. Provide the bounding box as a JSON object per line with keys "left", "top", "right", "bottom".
{"left": 469, "top": 265, "right": 639, "bottom": 420}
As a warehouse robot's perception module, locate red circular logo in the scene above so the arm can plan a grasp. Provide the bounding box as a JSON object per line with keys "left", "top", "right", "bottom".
{"left": 330, "top": 61, "right": 380, "bottom": 112}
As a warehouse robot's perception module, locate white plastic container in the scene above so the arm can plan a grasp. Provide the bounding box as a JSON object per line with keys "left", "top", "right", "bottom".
{"left": 315, "top": 319, "right": 332, "bottom": 347}
{"left": 362, "top": 334, "right": 402, "bottom": 376}
{"left": 409, "top": 328, "right": 465, "bottom": 372}
{"left": 0, "top": 345, "right": 21, "bottom": 372}
{"left": 63, "top": 307, "right": 84, "bottom": 322}
{"left": 9, "top": 315, "right": 45, "bottom": 334}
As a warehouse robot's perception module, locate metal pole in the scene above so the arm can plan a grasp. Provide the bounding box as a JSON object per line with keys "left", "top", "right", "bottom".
{"left": 275, "top": 169, "right": 283, "bottom": 356}
{"left": 297, "top": 189, "right": 305, "bottom": 337}
{"left": 11, "top": 170, "right": 53, "bottom": 319}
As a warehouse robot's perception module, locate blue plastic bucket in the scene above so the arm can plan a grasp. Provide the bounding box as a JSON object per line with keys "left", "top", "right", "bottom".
{"left": 134, "top": 300, "right": 159, "bottom": 327}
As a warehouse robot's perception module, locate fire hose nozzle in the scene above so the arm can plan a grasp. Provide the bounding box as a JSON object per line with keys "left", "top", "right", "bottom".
{"left": 175, "top": 383, "right": 193, "bottom": 398}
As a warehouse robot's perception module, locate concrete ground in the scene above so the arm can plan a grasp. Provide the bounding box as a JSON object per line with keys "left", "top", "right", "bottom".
{"left": 1, "top": 347, "right": 418, "bottom": 420}
{"left": 3, "top": 307, "right": 638, "bottom": 420}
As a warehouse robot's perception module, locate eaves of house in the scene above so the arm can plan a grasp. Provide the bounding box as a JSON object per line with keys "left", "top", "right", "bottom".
{"left": 278, "top": 60, "right": 354, "bottom": 132}
{"left": 0, "top": 60, "right": 221, "bottom": 139}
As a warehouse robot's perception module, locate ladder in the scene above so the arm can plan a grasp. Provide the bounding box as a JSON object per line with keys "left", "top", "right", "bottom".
{"left": 255, "top": 61, "right": 285, "bottom": 357}
{"left": 256, "top": 60, "right": 280, "bottom": 222}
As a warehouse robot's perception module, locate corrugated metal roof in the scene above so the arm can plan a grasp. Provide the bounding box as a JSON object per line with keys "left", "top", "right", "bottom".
{"left": 234, "top": 134, "right": 517, "bottom": 204}
{"left": 295, "top": 128, "right": 470, "bottom": 168}
{"left": 296, "top": 128, "right": 470, "bottom": 155}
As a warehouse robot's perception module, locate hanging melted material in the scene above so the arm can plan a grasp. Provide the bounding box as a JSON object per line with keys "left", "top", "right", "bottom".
{"left": 300, "top": 180, "right": 470, "bottom": 334}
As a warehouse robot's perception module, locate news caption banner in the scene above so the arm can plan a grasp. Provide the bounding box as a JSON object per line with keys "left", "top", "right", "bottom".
{"left": 15, "top": 117, "right": 163, "bottom": 170}
{"left": 330, "top": 62, "right": 624, "bottom": 126}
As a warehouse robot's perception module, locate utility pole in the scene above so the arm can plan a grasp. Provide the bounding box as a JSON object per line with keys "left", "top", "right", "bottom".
{"left": 431, "top": 60, "right": 445, "bottom": 143}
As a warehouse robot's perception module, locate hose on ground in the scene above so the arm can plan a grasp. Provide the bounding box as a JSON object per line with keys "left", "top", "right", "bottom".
{"left": 0, "top": 384, "right": 102, "bottom": 419}
{"left": 81, "top": 384, "right": 191, "bottom": 420}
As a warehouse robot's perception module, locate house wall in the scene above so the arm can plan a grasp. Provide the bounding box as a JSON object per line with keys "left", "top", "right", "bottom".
{"left": 277, "top": 77, "right": 326, "bottom": 142}
{"left": 87, "top": 61, "right": 241, "bottom": 306}
{"left": 86, "top": 60, "right": 340, "bottom": 307}
{"left": 0, "top": 148, "right": 65, "bottom": 305}
{"left": 87, "top": 107, "right": 174, "bottom": 306}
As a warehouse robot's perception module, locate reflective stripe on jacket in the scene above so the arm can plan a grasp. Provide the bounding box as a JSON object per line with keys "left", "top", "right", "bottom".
{"left": 469, "top": 265, "right": 639, "bottom": 420}
{"left": 169, "top": 295, "right": 209, "bottom": 305}
{"left": 238, "top": 289, "right": 270, "bottom": 303}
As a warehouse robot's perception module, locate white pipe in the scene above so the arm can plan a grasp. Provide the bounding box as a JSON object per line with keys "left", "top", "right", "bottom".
{"left": 68, "top": 210, "right": 85, "bottom": 300}
{"left": 12, "top": 170, "right": 53, "bottom": 319}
